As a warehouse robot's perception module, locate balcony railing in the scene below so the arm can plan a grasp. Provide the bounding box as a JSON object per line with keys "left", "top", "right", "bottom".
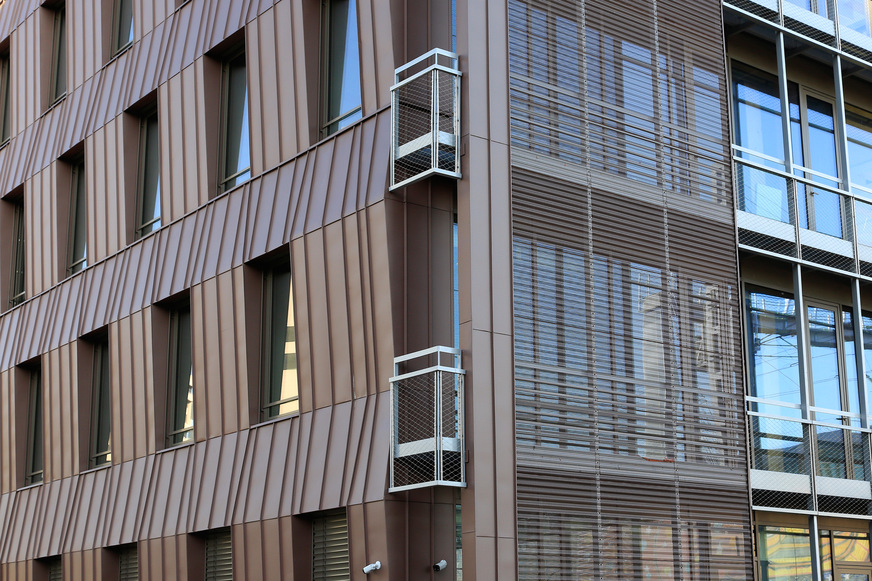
{"left": 725, "top": 0, "right": 872, "bottom": 63}
{"left": 389, "top": 346, "right": 466, "bottom": 492}
{"left": 749, "top": 411, "right": 872, "bottom": 515}
{"left": 734, "top": 155, "right": 872, "bottom": 276}
{"left": 390, "top": 49, "right": 462, "bottom": 191}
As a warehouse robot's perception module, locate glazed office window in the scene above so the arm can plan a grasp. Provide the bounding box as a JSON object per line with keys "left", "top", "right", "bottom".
{"left": 89, "top": 340, "right": 111, "bottom": 468}
{"left": 786, "top": 0, "right": 829, "bottom": 16}
{"left": 746, "top": 287, "right": 871, "bottom": 479}
{"left": 0, "top": 51, "right": 10, "bottom": 144}
{"left": 262, "top": 270, "right": 299, "bottom": 420}
{"left": 321, "top": 0, "right": 362, "bottom": 136}
{"left": 25, "top": 365, "right": 43, "bottom": 485}
{"left": 732, "top": 62, "right": 846, "bottom": 237}
{"left": 48, "top": 6, "right": 66, "bottom": 106}
{"left": 839, "top": 0, "right": 872, "bottom": 35}
{"left": 847, "top": 106, "right": 872, "bottom": 191}
{"left": 167, "top": 306, "right": 193, "bottom": 446}
{"left": 204, "top": 529, "right": 232, "bottom": 581}
{"left": 9, "top": 197, "right": 24, "bottom": 307}
{"left": 312, "top": 510, "right": 350, "bottom": 580}
{"left": 731, "top": 63, "right": 800, "bottom": 223}
{"left": 67, "top": 159, "right": 87, "bottom": 275}
{"left": 135, "top": 111, "right": 161, "bottom": 238}
{"left": 112, "top": 0, "right": 133, "bottom": 55}
{"left": 218, "top": 49, "right": 250, "bottom": 194}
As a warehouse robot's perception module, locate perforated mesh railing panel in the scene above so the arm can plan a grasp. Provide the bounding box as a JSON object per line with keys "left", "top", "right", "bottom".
{"left": 390, "top": 50, "right": 461, "bottom": 190}
{"left": 750, "top": 414, "right": 872, "bottom": 516}
{"left": 390, "top": 347, "right": 465, "bottom": 492}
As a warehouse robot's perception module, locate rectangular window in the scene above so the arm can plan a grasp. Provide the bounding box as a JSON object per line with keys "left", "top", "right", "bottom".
{"left": 167, "top": 306, "right": 193, "bottom": 446}
{"left": 218, "top": 49, "right": 250, "bottom": 194}
{"left": 67, "top": 159, "right": 87, "bottom": 275}
{"left": 25, "top": 365, "right": 43, "bottom": 485}
{"left": 0, "top": 50, "right": 10, "bottom": 144}
{"left": 49, "top": 6, "right": 66, "bottom": 105}
{"left": 9, "top": 197, "right": 24, "bottom": 307}
{"left": 135, "top": 111, "right": 161, "bottom": 238}
{"left": 112, "top": 0, "right": 133, "bottom": 55}
{"left": 205, "top": 529, "right": 232, "bottom": 581}
{"left": 262, "top": 270, "right": 299, "bottom": 420}
{"left": 312, "top": 510, "right": 350, "bottom": 580}
{"left": 90, "top": 340, "right": 111, "bottom": 468}
{"left": 321, "top": 0, "right": 362, "bottom": 136}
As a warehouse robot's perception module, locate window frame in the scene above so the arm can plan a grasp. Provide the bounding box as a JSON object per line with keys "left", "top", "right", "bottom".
{"left": 0, "top": 49, "right": 10, "bottom": 145}
{"left": 320, "top": 0, "right": 363, "bottom": 137}
{"left": 261, "top": 269, "right": 300, "bottom": 421}
{"left": 89, "top": 338, "right": 112, "bottom": 468}
{"left": 166, "top": 305, "right": 194, "bottom": 447}
{"left": 8, "top": 196, "right": 25, "bottom": 307}
{"left": 66, "top": 158, "right": 87, "bottom": 276}
{"left": 111, "top": 0, "right": 134, "bottom": 56}
{"left": 24, "top": 365, "right": 43, "bottom": 486}
{"left": 217, "top": 46, "right": 251, "bottom": 195}
{"left": 134, "top": 108, "right": 161, "bottom": 239}
{"left": 48, "top": 6, "right": 66, "bottom": 106}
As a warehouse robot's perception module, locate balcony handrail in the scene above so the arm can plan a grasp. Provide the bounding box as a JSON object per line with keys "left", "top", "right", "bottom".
{"left": 733, "top": 155, "right": 857, "bottom": 201}
{"left": 394, "top": 48, "right": 458, "bottom": 78}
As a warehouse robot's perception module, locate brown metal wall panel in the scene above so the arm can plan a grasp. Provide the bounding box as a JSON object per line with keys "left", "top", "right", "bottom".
{"left": 289, "top": 0, "right": 311, "bottom": 152}
{"left": 343, "top": 217, "right": 368, "bottom": 400}
{"left": 301, "top": 231, "right": 333, "bottom": 410}
{"left": 290, "top": 238, "right": 311, "bottom": 414}
{"left": 0, "top": 371, "right": 13, "bottom": 494}
{"left": 325, "top": 222, "right": 352, "bottom": 405}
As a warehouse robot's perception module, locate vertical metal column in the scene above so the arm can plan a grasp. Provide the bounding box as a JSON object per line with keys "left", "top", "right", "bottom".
{"left": 794, "top": 264, "right": 818, "bottom": 508}
{"left": 854, "top": 280, "right": 869, "bottom": 428}
{"left": 776, "top": 33, "right": 800, "bottom": 252}
{"left": 809, "top": 515, "right": 823, "bottom": 581}
{"left": 432, "top": 68, "right": 440, "bottom": 171}
{"left": 832, "top": 54, "right": 858, "bottom": 270}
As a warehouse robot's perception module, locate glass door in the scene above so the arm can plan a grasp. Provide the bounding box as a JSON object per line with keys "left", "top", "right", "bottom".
{"left": 798, "top": 92, "right": 844, "bottom": 237}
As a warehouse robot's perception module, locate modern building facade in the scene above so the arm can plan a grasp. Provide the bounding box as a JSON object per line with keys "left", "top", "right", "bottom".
{"left": 2, "top": 0, "right": 872, "bottom": 579}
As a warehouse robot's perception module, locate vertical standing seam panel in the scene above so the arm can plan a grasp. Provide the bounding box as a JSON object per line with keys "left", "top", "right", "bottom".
{"left": 305, "top": 231, "right": 333, "bottom": 411}
{"left": 219, "top": 270, "right": 243, "bottom": 434}
{"left": 325, "top": 221, "right": 352, "bottom": 406}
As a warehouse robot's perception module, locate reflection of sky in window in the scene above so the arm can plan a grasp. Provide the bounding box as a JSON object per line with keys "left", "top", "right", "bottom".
{"left": 748, "top": 292, "right": 801, "bottom": 410}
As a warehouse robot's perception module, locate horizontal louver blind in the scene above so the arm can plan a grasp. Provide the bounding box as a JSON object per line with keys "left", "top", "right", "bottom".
{"left": 508, "top": 0, "right": 731, "bottom": 208}
{"left": 118, "top": 546, "right": 138, "bottom": 581}
{"left": 508, "top": 0, "right": 751, "bottom": 577}
{"left": 205, "top": 530, "right": 233, "bottom": 581}
{"left": 313, "top": 511, "right": 350, "bottom": 581}
{"left": 48, "top": 558, "right": 62, "bottom": 581}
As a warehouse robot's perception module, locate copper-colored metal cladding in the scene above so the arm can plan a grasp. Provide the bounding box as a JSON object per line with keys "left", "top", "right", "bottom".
{"left": 0, "top": 0, "right": 478, "bottom": 578}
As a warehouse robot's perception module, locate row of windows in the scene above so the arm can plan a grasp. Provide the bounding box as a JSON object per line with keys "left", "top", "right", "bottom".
{"left": 0, "top": 0, "right": 363, "bottom": 309}
{"left": 17, "top": 264, "right": 298, "bottom": 486}
{"left": 27, "top": 511, "right": 350, "bottom": 581}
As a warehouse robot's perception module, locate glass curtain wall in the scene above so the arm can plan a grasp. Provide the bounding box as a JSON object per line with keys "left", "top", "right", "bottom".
{"left": 745, "top": 277, "right": 872, "bottom": 488}
{"left": 730, "top": 29, "right": 872, "bottom": 265}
